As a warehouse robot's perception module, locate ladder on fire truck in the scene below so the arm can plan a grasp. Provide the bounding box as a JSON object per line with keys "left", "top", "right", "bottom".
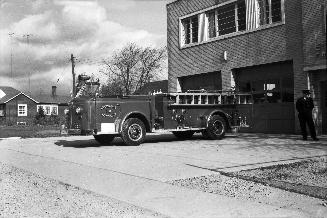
{"left": 169, "top": 90, "right": 252, "bottom": 105}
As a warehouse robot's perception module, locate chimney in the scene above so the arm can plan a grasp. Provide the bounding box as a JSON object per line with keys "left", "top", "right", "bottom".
{"left": 52, "top": 86, "right": 57, "bottom": 97}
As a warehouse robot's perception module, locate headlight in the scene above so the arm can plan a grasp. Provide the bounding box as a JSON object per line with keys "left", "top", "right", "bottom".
{"left": 64, "top": 108, "right": 69, "bottom": 115}
{"left": 76, "top": 107, "right": 82, "bottom": 114}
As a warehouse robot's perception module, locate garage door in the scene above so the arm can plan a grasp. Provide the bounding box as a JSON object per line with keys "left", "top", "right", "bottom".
{"left": 178, "top": 71, "right": 221, "bottom": 92}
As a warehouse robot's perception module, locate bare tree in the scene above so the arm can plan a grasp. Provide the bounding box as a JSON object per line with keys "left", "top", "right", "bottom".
{"left": 135, "top": 46, "right": 167, "bottom": 91}
{"left": 102, "top": 43, "right": 166, "bottom": 95}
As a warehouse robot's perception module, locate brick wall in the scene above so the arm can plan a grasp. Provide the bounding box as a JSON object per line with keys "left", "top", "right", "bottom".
{"left": 167, "top": 0, "right": 305, "bottom": 133}
{"left": 302, "top": 0, "right": 327, "bottom": 134}
{"left": 302, "top": 0, "right": 326, "bottom": 68}
{"left": 167, "top": 0, "right": 304, "bottom": 93}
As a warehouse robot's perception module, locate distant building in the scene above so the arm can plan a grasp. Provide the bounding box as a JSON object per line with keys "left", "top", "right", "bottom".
{"left": 166, "top": 0, "right": 326, "bottom": 134}
{"left": 32, "top": 86, "right": 71, "bottom": 119}
{"left": 0, "top": 86, "right": 70, "bottom": 125}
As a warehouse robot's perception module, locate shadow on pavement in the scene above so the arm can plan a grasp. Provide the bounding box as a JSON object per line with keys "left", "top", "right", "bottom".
{"left": 55, "top": 139, "right": 102, "bottom": 148}
{"left": 54, "top": 134, "right": 208, "bottom": 148}
{"left": 54, "top": 133, "right": 326, "bottom": 148}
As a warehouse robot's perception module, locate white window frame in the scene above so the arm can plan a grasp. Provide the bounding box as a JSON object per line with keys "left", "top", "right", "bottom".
{"left": 179, "top": 0, "right": 285, "bottom": 48}
{"left": 51, "top": 105, "right": 58, "bottom": 115}
{"left": 36, "top": 105, "right": 59, "bottom": 115}
{"left": 18, "top": 104, "right": 27, "bottom": 117}
{"left": 45, "top": 105, "right": 51, "bottom": 115}
{"left": 181, "top": 15, "right": 199, "bottom": 46}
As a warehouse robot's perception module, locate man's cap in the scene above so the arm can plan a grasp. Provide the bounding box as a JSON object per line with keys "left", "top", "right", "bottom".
{"left": 302, "top": 89, "right": 311, "bottom": 94}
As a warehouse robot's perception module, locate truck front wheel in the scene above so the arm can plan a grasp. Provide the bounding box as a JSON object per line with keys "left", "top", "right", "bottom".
{"left": 172, "top": 131, "right": 194, "bottom": 139}
{"left": 206, "top": 115, "right": 226, "bottom": 140}
{"left": 94, "top": 135, "right": 115, "bottom": 145}
{"left": 121, "top": 118, "right": 146, "bottom": 146}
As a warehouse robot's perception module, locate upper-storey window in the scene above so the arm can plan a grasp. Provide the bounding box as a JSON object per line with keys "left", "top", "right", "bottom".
{"left": 207, "top": 10, "right": 217, "bottom": 38}
{"left": 217, "top": 3, "right": 236, "bottom": 35}
{"left": 181, "top": 15, "right": 198, "bottom": 45}
{"left": 237, "top": 1, "right": 247, "bottom": 31}
{"left": 180, "top": 0, "right": 284, "bottom": 47}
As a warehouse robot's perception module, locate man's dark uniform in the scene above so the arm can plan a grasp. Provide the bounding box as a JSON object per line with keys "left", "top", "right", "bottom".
{"left": 296, "top": 90, "right": 318, "bottom": 140}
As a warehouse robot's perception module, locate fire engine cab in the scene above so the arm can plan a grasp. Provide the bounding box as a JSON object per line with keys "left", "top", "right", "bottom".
{"left": 64, "top": 77, "right": 251, "bottom": 146}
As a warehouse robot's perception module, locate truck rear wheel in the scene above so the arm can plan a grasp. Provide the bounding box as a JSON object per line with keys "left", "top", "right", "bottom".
{"left": 94, "top": 135, "right": 115, "bottom": 145}
{"left": 121, "top": 118, "right": 146, "bottom": 146}
{"left": 172, "top": 131, "right": 194, "bottom": 139}
{"left": 206, "top": 115, "right": 226, "bottom": 140}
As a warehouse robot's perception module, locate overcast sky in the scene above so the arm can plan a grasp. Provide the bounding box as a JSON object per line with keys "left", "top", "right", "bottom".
{"left": 0, "top": 0, "right": 172, "bottom": 95}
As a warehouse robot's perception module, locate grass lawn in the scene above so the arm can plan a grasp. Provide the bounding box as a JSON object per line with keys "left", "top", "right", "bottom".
{"left": 0, "top": 125, "right": 61, "bottom": 138}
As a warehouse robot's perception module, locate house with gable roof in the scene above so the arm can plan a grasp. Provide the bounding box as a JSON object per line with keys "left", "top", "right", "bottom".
{"left": 0, "top": 86, "right": 70, "bottom": 125}
{"left": 0, "top": 86, "right": 38, "bottom": 125}
{"left": 32, "top": 86, "right": 71, "bottom": 118}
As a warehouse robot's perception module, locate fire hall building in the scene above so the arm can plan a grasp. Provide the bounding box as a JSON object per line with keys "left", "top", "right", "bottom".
{"left": 166, "top": 0, "right": 327, "bottom": 134}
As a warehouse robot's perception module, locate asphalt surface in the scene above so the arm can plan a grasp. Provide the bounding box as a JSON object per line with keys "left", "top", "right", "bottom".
{"left": 0, "top": 133, "right": 326, "bottom": 217}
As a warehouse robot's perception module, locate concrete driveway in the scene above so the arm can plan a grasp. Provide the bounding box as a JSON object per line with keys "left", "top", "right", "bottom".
{"left": 0, "top": 133, "right": 326, "bottom": 217}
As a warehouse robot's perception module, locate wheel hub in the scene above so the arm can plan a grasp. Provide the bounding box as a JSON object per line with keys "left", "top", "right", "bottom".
{"left": 128, "top": 124, "right": 142, "bottom": 141}
{"left": 213, "top": 120, "right": 224, "bottom": 135}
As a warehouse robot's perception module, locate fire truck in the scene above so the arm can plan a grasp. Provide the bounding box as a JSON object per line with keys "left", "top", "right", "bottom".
{"left": 64, "top": 77, "right": 251, "bottom": 146}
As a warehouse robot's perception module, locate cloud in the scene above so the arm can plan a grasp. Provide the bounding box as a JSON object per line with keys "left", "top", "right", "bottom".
{"left": 0, "top": 0, "right": 165, "bottom": 95}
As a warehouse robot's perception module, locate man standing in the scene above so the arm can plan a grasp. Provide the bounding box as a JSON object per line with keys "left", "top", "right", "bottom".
{"left": 296, "top": 89, "right": 319, "bottom": 141}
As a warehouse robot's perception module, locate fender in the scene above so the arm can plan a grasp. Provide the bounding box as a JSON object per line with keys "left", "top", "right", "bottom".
{"left": 118, "top": 111, "right": 150, "bottom": 133}
{"left": 204, "top": 109, "right": 232, "bottom": 129}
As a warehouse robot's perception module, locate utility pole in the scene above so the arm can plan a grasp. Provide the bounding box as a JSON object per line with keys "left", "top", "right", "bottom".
{"left": 8, "top": 32, "right": 14, "bottom": 79}
{"left": 23, "top": 34, "right": 32, "bottom": 95}
{"left": 71, "top": 54, "right": 76, "bottom": 96}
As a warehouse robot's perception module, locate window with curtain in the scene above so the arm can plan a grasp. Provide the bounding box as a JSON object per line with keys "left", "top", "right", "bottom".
{"left": 45, "top": 106, "right": 51, "bottom": 115}
{"left": 258, "top": 0, "right": 270, "bottom": 25}
{"left": 180, "top": 0, "right": 283, "bottom": 47}
{"left": 246, "top": 0, "right": 282, "bottom": 30}
{"left": 181, "top": 15, "right": 199, "bottom": 45}
{"left": 207, "top": 10, "right": 217, "bottom": 38}
{"left": 51, "top": 106, "right": 58, "bottom": 115}
{"left": 38, "top": 105, "right": 58, "bottom": 115}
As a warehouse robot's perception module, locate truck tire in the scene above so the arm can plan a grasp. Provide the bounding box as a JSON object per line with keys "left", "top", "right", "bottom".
{"left": 206, "top": 115, "right": 226, "bottom": 140}
{"left": 94, "top": 134, "right": 115, "bottom": 145}
{"left": 121, "top": 118, "right": 146, "bottom": 146}
{"left": 172, "top": 131, "right": 194, "bottom": 139}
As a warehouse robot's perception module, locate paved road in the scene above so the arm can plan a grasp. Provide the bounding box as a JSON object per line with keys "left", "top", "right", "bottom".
{"left": 0, "top": 133, "right": 326, "bottom": 217}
